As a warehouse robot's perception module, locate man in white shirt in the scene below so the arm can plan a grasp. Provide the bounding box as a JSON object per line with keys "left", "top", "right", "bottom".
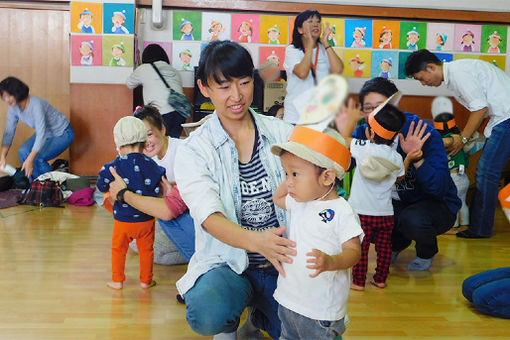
{"left": 404, "top": 50, "right": 510, "bottom": 239}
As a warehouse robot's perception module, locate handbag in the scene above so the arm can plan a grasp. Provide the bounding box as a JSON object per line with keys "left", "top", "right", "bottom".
{"left": 151, "top": 63, "right": 192, "bottom": 119}
{"left": 21, "top": 179, "right": 64, "bottom": 207}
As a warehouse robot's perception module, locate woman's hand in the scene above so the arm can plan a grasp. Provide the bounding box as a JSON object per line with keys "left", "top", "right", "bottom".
{"left": 398, "top": 120, "right": 431, "bottom": 155}
{"left": 302, "top": 24, "right": 316, "bottom": 51}
{"left": 160, "top": 176, "right": 175, "bottom": 197}
{"left": 108, "top": 166, "right": 127, "bottom": 198}
{"left": 306, "top": 248, "right": 332, "bottom": 278}
{"left": 254, "top": 226, "right": 296, "bottom": 277}
{"left": 0, "top": 155, "right": 6, "bottom": 170}
{"left": 320, "top": 22, "right": 332, "bottom": 47}
{"left": 21, "top": 159, "right": 34, "bottom": 178}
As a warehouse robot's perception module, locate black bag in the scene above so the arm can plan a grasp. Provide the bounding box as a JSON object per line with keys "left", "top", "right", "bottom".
{"left": 51, "top": 159, "right": 70, "bottom": 173}
{"left": 151, "top": 63, "right": 192, "bottom": 119}
{"left": 13, "top": 168, "right": 30, "bottom": 189}
{"left": 0, "top": 176, "right": 14, "bottom": 192}
{"left": 21, "top": 180, "right": 64, "bottom": 207}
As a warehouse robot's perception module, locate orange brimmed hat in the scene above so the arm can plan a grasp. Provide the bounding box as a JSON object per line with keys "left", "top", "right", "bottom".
{"left": 271, "top": 126, "right": 351, "bottom": 180}
{"left": 368, "top": 91, "right": 403, "bottom": 140}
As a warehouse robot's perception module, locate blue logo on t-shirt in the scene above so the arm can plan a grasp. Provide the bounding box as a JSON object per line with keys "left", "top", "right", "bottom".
{"left": 319, "top": 209, "right": 335, "bottom": 223}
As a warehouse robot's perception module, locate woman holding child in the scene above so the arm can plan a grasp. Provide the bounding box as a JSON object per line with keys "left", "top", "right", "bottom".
{"left": 108, "top": 106, "right": 195, "bottom": 264}
{"left": 352, "top": 77, "right": 460, "bottom": 271}
{"left": 174, "top": 40, "right": 295, "bottom": 339}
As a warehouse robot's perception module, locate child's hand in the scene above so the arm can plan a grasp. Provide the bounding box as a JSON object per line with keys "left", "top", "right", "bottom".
{"left": 306, "top": 248, "right": 332, "bottom": 278}
{"left": 406, "top": 149, "right": 423, "bottom": 163}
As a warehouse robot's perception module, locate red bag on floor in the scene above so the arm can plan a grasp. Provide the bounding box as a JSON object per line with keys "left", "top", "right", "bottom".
{"left": 21, "top": 180, "right": 63, "bottom": 207}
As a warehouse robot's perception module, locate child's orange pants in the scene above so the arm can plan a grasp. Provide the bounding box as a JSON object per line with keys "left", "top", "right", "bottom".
{"left": 111, "top": 219, "right": 155, "bottom": 284}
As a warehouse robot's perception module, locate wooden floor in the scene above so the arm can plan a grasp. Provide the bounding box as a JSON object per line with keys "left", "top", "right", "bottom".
{"left": 0, "top": 204, "right": 509, "bottom": 340}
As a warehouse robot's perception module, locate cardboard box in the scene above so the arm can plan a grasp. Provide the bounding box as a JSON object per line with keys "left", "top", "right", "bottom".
{"left": 263, "top": 81, "right": 287, "bottom": 113}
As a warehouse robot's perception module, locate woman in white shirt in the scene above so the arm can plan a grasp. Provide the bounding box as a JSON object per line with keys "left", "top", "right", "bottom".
{"left": 283, "top": 10, "right": 343, "bottom": 124}
{"left": 126, "top": 44, "right": 186, "bottom": 138}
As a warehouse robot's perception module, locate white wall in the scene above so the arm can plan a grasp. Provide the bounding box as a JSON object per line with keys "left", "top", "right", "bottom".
{"left": 264, "top": 0, "right": 510, "bottom": 13}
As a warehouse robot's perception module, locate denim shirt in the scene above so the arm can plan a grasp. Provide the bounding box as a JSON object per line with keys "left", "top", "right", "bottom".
{"left": 174, "top": 109, "right": 293, "bottom": 295}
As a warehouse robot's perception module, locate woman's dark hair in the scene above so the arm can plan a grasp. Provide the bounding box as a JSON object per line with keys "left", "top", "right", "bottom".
{"left": 404, "top": 49, "right": 441, "bottom": 77}
{"left": 359, "top": 77, "right": 398, "bottom": 106}
{"left": 142, "top": 44, "right": 170, "bottom": 64}
{"left": 197, "top": 40, "right": 254, "bottom": 87}
{"left": 133, "top": 105, "right": 164, "bottom": 131}
{"left": 434, "top": 112, "right": 460, "bottom": 136}
{"left": 369, "top": 103, "right": 406, "bottom": 146}
{"left": 291, "top": 10, "right": 321, "bottom": 51}
{"left": 264, "top": 103, "right": 284, "bottom": 117}
{"left": 0, "top": 77, "right": 29, "bottom": 102}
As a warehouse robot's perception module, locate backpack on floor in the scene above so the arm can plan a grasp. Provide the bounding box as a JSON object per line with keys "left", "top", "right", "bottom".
{"left": 21, "top": 180, "right": 64, "bottom": 207}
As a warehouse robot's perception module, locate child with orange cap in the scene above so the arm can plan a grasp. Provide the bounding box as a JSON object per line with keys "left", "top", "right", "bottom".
{"left": 271, "top": 75, "right": 363, "bottom": 339}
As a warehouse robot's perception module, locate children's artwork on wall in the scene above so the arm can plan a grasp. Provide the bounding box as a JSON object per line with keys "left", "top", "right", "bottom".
{"left": 480, "top": 55, "right": 506, "bottom": 71}
{"left": 481, "top": 25, "right": 507, "bottom": 54}
{"left": 71, "top": 35, "right": 102, "bottom": 66}
{"left": 345, "top": 19, "right": 373, "bottom": 48}
{"left": 243, "top": 44, "right": 260, "bottom": 68}
{"left": 453, "top": 53, "right": 480, "bottom": 60}
{"left": 333, "top": 47, "right": 344, "bottom": 62}
{"left": 143, "top": 41, "right": 172, "bottom": 64}
{"left": 454, "top": 24, "right": 481, "bottom": 52}
{"left": 173, "top": 11, "right": 202, "bottom": 41}
{"left": 259, "top": 46, "right": 286, "bottom": 70}
{"left": 323, "top": 18, "right": 345, "bottom": 48}
{"left": 399, "top": 22, "right": 427, "bottom": 50}
{"left": 172, "top": 42, "right": 201, "bottom": 71}
{"left": 71, "top": 1, "right": 103, "bottom": 34}
{"left": 372, "top": 21, "right": 400, "bottom": 50}
{"left": 102, "top": 36, "right": 133, "bottom": 67}
{"left": 426, "top": 23, "right": 454, "bottom": 52}
{"left": 344, "top": 49, "right": 371, "bottom": 78}
{"left": 433, "top": 52, "right": 453, "bottom": 63}
{"left": 398, "top": 51, "right": 412, "bottom": 79}
{"left": 231, "top": 14, "right": 260, "bottom": 43}
{"left": 371, "top": 50, "right": 398, "bottom": 79}
{"left": 288, "top": 16, "right": 296, "bottom": 45}
{"left": 103, "top": 3, "right": 134, "bottom": 35}
{"left": 259, "top": 15, "right": 289, "bottom": 45}
{"left": 202, "top": 12, "right": 231, "bottom": 42}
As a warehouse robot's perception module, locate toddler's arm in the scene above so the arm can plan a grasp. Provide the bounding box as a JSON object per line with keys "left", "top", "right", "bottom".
{"left": 336, "top": 98, "right": 363, "bottom": 147}
{"left": 306, "top": 236, "right": 361, "bottom": 278}
{"left": 273, "top": 181, "right": 288, "bottom": 210}
{"left": 403, "top": 149, "right": 424, "bottom": 174}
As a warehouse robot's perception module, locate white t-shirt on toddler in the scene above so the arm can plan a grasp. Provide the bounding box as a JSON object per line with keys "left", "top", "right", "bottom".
{"left": 274, "top": 195, "right": 364, "bottom": 321}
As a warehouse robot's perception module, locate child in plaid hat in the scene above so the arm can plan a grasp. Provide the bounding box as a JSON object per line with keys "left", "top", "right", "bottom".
{"left": 97, "top": 116, "right": 165, "bottom": 290}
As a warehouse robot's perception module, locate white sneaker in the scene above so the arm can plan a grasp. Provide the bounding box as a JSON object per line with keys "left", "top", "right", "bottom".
{"left": 213, "top": 331, "right": 237, "bottom": 340}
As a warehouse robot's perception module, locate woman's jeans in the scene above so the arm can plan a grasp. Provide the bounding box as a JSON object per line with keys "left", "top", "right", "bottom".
{"left": 184, "top": 265, "right": 281, "bottom": 339}
{"left": 469, "top": 118, "right": 510, "bottom": 237}
{"left": 462, "top": 267, "right": 510, "bottom": 319}
{"left": 18, "top": 124, "right": 74, "bottom": 179}
{"left": 158, "top": 212, "right": 195, "bottom": 261}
